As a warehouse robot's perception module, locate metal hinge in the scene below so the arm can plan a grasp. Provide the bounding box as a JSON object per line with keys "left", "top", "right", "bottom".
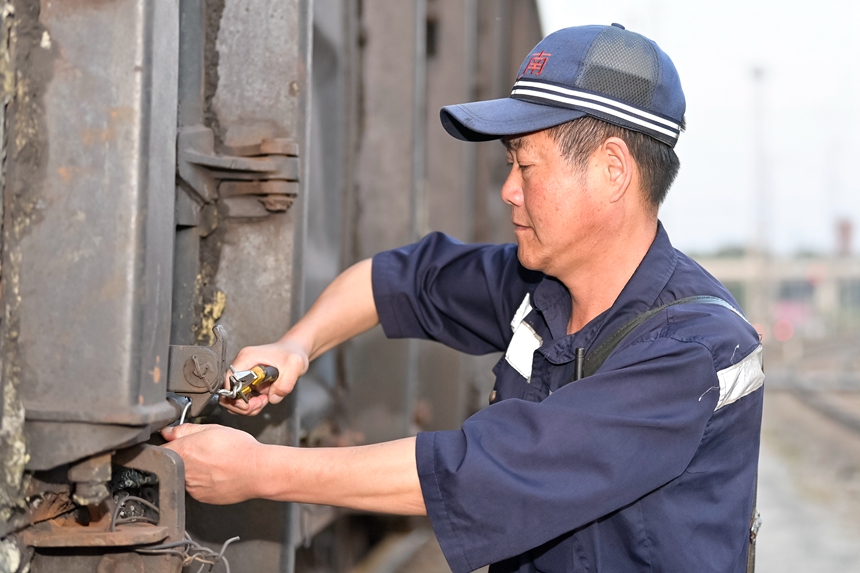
{"left": 177, "top": 125, "right": 299, "bottom": 217}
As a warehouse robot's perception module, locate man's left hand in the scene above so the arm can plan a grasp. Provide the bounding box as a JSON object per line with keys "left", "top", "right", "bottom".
{"left": 161, "top": 423, "right": 262, "bottom": 505}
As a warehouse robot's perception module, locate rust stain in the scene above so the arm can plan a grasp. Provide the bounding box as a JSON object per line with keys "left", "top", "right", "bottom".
{"left": 79, "top": 127, "right": 112, "bottom": 146}
{"left": 199, "top": 291, "right": 227, "bottom": 345}
{"left": 151, "top": 366, "right": 161, "bottom": 384}
{"left": 56, "top": 165, "right": 94, "bottom": 183}
{"left": 108, "top": 106, "right": 134, "bottom": 122}
{"left": 42, "top": 0, "right": 116, "bottom": 18}
{"left": 79, "top": 106, "right": 134, "bottom": 146}
{"left": 98, "top": 271, "right": 126, "bottom": 299}
{"left": 138, "top": 395, "right": 144, "bottom": 406}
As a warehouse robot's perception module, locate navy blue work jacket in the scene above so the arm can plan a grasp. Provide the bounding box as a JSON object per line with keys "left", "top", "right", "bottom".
{"left": 371, "top": 223, "right": 764, "bottom": 573}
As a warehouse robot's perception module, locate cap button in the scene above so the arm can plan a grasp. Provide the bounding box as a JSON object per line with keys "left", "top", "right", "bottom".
{"left": 611, "top": 23, "right": 626, "bottom": 29}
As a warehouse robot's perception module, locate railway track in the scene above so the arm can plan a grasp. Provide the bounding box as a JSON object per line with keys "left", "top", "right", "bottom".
{"left": 789, "top": 387, "right": 860, "bottom": 435}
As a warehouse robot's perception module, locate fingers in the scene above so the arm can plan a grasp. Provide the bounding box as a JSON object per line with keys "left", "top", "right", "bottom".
{"left": 157, "top": 424, "right": 262, "bottom": 504}
{"left": 220, "top": 340, "right": 309, "bottom": 415}
{"left": 219, "top": 393, "right": 268, "bottom": 416}
{"left": 265, "top": 353, "right": 305, "bottom": 405}
{"left": 161, "top": 422, "right": 213, "bottom": 441}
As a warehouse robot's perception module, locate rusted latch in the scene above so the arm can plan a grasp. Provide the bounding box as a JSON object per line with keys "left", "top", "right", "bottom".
{"left": 21, "top": 445, "right": 184, "bottom": 548}
{"left": 166, "top": 324, "right": 228, "bottom": 419}
{"left": 177, "top": 125, "right": 299, "bottom": 217}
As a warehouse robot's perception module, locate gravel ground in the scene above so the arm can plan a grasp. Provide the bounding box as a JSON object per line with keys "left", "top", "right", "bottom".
{"left": 756, "top": 390, "right": 860, "bottom": 573}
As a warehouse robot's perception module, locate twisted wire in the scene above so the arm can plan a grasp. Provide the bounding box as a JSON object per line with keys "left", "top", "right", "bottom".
{"left": 111, "top": 493, "right": 239, "bottom": 571}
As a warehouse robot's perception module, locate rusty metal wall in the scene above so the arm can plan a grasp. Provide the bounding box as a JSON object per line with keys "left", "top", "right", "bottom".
{"left": 304, "top": 0, "right": 543, "bottom": 502}
{"left": 0, "top": 0, "right": 541, "bottom": 571}
{"left": 176, "top": 1, "right": 312, "bottom": 572}
{"left": 293, "top": 2, "right": 540, "bottom": 569}
{"left": 0, "top": 0, "right": 188, "bottom": 571}
{"left": 422, "top": 0, "right": 542, "bottom": 427}
{"left": 0, "top": 0, "right": 313, "bottom": 570}
{"left": 289, "top": 3, "right": 540, "bottom": 570}
{"left": 15, "top": 0, "right": 180, "bottom": 471}
{"left": 0, "top": 1, "right": 26, "bottom": 561}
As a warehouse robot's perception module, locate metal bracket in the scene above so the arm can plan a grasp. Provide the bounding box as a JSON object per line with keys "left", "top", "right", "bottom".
{"left": 167, "top": 324, "right": 228, "bottom": 418}
{"left": 177, "top": 125, "right": 299, "bottom": 216}
{"left": 21, "top": 445, "right": 184, "bottom": 548}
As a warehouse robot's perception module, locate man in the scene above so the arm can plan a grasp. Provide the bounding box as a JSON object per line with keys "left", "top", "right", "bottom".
{"left": 163, "top": 24, "right": 764, "bottom": 573}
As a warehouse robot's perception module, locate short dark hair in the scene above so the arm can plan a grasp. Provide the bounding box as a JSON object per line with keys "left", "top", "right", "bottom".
{"left": 546, "top": 116, "right": 684, "bottom": 209}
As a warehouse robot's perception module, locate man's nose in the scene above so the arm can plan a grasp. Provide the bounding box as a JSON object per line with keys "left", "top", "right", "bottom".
{"left": 501, "top": 167, "right": 523, "bottom": 207}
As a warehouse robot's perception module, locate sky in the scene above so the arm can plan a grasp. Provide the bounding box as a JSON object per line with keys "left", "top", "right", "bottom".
{"left": 537, "top": 0, "right": 860, "bottom": 255}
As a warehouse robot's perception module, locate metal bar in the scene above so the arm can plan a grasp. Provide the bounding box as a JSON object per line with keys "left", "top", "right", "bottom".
{"left": 403, "top": 0, "right": 428, "bottom": 438}
{"left": 461, "top": 0, "right": 478, "bottom": 244}
{"left": 410, "top": 0, "right": 428, "bottom": 243}
{"left": 136, "top": 0, "right": 180, "bottom": 408}
{"left": 178, "top": 0, "right": 205, "bottom": 127}
{"left": 281, "top": 0, "right": 315, "bottom": 568}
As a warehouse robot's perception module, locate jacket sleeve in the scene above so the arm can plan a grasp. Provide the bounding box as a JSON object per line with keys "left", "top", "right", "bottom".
{"left": 372, "top": 232, "right": 540, "bottom": 355}
{"left": 416, "top": 336, "right": 720, "bottom": 573}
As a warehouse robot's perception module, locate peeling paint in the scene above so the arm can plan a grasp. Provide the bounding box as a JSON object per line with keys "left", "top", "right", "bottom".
{"left": 2, "top": 0, "right": 55, "bottom": 554}
{"left": 0, "top": 0, "right": 27, "bottom": 545}
{"left": 199, "top": 290, "right": 226, "bottom": 344}
{"left": 0, "top": 379, "right": 27, "bottom": 501}
{"left": 0, "top": 538, "right": 21, "bottom": 573}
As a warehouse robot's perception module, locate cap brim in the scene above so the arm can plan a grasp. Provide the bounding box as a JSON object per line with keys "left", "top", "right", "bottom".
{"left": 440, "top": 97, "right": 588, "bottom": 142}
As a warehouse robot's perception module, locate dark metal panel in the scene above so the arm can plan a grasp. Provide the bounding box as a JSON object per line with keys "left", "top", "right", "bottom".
{"left": 139, "top": 0, "right": 184, "bottom": 408}
{"left": 211, "top": 0, "right": 302, "bottom": 142}
{"left": 205, "top": 0, "right": 306, "bottom": 373}
{"left": 23, "top": 423, "right": 146, "bottom": 472}
{"left": 28, "top": 445, "right": 186, "bottom": 573}
{"left": 343, "top": 0, "right": 423, "bottom": 445}
{"left": 418, "top": 0, "right": 493, "bottom": 432}
{"left": 18, "top": 0, "right": 179, "bottom": 469}
{"left": 177, "top": 1, "right": 313, "bottom": 571}
{"left": 303, "top": 0, "right": 346, "bottom": 399}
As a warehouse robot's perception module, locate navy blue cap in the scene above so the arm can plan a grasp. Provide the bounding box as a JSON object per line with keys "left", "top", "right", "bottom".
{"left": 441, "top": 25, "right": 685, "bottom": 147}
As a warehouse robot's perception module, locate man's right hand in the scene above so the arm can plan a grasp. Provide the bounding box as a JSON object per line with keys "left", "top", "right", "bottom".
{"left": 219, "top": 339, "right": 309, "bottom": 416}
{"left": 218, "top": 258, "right": 377, "bottom": 416}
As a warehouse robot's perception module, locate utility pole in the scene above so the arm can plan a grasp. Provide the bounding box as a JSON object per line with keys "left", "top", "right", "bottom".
{"left": 751, "top": 66, "right": 771, "bottom": 329}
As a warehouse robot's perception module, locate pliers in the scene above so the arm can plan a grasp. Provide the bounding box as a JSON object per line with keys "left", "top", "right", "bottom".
{"left": 217, "top": 365, "right": 280, "bottom": 403}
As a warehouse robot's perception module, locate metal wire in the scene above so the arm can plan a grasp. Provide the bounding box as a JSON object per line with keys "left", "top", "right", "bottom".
{"left": 110, "top": 495, "right": 161, "bottom": 532}
{"left": 179, "top": 399, "right": 193, "bottom": 425}
{"left": 115, "top": 516, "right": 159, "bottom": 526}
{"left": 111, "top": 492, "right": 239, "bottom": 571}
{"left": 136, "top": 532, "right": 240, "bottom": 573}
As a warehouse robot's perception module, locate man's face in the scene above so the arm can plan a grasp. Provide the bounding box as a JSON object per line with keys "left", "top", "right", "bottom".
{"left": 502, "top": 130, "right": 610, "bottom": 278}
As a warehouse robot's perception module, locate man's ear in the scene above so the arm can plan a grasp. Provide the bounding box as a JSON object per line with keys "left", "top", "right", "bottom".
{"left": 600, "top": 137, "right": 634, "bottom": 203}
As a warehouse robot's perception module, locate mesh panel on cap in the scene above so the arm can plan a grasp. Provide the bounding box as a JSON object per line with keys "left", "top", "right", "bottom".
{"left": 575, "top": 26, "right": 659, "bottom": 109}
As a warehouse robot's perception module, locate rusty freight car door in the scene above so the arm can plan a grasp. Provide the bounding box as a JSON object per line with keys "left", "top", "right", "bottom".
{"left": 0, "top": 1, "right": 311, "bottom": 572}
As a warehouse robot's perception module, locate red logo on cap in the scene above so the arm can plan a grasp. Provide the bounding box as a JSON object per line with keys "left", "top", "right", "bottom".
{"left": 524, "top": 50, "right": 551, "bottom": 75}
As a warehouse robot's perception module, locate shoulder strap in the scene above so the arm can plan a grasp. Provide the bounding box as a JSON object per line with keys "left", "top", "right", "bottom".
{"left": 578, "top": 295, "right": 739, "bottom": 380}
{"left": 570, "top": 294, "right": 758, "bottom": 572}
